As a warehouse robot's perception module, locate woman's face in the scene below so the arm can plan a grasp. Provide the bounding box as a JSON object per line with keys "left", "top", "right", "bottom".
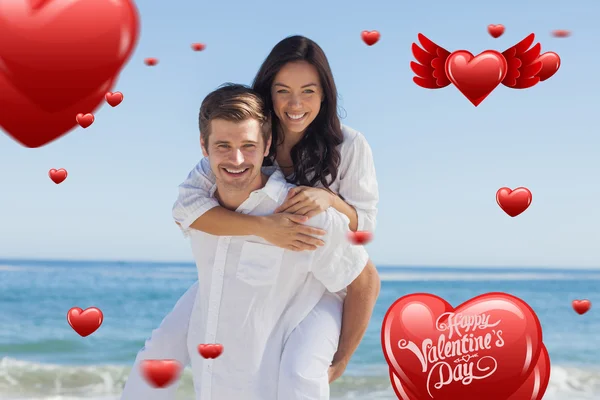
{"left": 271, "top": 61, "right": 323, "bottom": 136}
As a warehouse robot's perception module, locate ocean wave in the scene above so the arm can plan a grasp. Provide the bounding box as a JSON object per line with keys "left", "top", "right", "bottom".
{"left": 378, "top": 272, "right": 600, "bottom": 281}
{"left": 1, "top": 357, "right": 599, "bottom": 399}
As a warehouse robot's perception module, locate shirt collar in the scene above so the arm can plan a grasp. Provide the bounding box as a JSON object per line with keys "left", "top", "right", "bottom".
{"left": 208, "top": 167, "right": 288, "bottom": 204}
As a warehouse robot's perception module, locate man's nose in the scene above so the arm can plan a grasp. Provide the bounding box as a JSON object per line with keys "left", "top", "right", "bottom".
{"left": 228, "top": 148, "right": 244, "bottom": 164}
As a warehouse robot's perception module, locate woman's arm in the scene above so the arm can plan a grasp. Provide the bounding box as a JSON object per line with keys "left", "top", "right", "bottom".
{"left": 335, "top": 130, "right": 379, "bottom": 232}
{"left": 173, "top": 158, "right": 326, "bottom": 250}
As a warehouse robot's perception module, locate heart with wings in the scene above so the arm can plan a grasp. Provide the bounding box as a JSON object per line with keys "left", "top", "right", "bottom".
{"left": 411, "top": 33, "right": 561, "bottom": 106}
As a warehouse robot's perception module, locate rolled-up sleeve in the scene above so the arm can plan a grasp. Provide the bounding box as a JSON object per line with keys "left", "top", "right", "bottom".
{"left": 172, "top": 157, "right": 219, "bottom": 236}
{"left": 337, "top": 132, "right": 379, "bottom": 232}
{"left": 309, "top": 208, "right": 369, "bottom": 293}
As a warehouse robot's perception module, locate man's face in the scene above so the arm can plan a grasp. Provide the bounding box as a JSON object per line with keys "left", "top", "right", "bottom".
{"left": 201, "top": 118, "right": 271, "bottom": 192}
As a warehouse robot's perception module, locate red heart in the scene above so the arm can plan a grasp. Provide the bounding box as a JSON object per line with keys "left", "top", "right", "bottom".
{"left": 105, "top": 91, "right": 123, "bottom": 107}
{"left": 552, "top": 29, "right": 571, "bottom": 38}
{"left": 347, "top": 231, "right": 373, "bottom": 245}
{"left": 445, "top": 50, "right": 508, "bottom": 107}
{"left": 67, "top": 307, "right": 103, "bottom": 337}
{"left": 381, "top": 293, "right": 544, "bottom": 400}
{"left": 388, "top": 344, "right": 550, "bottom": 400}
{"left": 572, "top": 299, "right": 591, "bottom": 315}
{"left": 49, "top": 168, "right": 68, "bottom": 184}
{"left": 198, "top": 343, "right": 224, "bottom": 359}
{"left": 496, "top": 187, "right": 532, "bottom": 217}
{"left": 0, "top": 0, "right": 139, "bottom": 148}
{"left": 145, "top": 57, "right": 159, "bottom": 66}
{"left": 487, "top": 24, "right": 505, "bottom": 38}
{"left": 140, "top": 359, "right": 182, "bottom": 388}
{"left": 191, "top": 43, "right": 206, "bottom": 51}
{"left": 76, "top": 113, "right": 94, "bottom": 128}
{"left": 361, "top": 30, "right": 380, "bottom": 46}
{"left": 536, "top": 52, "right": 561, "bottom": 82}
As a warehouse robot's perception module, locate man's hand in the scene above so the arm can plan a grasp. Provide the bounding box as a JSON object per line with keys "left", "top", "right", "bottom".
{"left": 328, "top": 359, "right": 348, "bottom": 383}
{"left": 274, "top": 186, "right": 335, "bottom": 220}
{"left": 259, "top": 214, "right": 327, "bottom": 251}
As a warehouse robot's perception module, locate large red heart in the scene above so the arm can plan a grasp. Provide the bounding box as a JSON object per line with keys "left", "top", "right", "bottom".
{"left": 0, "top": 0, "right": 140, "bottom": 147}
{"left": 381, "top": 293, "right": 544, "bottom": 400}
{"left": 388, "top": 344, "right": 550, "bottom": 400}
{"left": 445, "top": 50, "right": 507, "bottom": 106}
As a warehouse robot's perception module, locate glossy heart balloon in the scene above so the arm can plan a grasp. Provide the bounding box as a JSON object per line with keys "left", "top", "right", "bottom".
{"left": 0, "top": 0, "right": 139, "bottom": 147}
{"left": 381, "top": 293, "right": 544, "bottom": 400}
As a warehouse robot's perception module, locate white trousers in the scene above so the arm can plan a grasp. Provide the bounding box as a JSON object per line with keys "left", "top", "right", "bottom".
{"left": 120, "top": 284, "right": 343, "bottom": 400}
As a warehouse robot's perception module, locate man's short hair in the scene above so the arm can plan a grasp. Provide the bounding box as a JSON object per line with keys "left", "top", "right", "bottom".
{"left": 199, "top": 83, "right": 270, "bottom": 149}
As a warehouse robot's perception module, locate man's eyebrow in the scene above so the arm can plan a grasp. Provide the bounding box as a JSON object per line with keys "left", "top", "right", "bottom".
{"left": 273, "top": 82, "right": 318, "bottom": 88}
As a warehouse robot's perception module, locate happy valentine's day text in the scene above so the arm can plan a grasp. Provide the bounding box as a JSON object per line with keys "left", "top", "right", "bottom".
{"left": 397, "top": 312, "right": 504, "bottom": 397}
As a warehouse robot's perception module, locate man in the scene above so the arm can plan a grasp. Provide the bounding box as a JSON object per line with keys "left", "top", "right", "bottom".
{"left": 121, "top": 83, "right": 379, "bottom": 399}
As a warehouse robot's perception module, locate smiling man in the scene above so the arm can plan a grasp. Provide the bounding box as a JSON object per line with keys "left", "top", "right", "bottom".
{"left": 120, "top": 83, "right": 379, "bottom": 400}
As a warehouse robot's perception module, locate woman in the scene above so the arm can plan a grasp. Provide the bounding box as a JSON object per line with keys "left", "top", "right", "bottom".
{"left": 173, "top": 35, "right": 380, "bottom": 398}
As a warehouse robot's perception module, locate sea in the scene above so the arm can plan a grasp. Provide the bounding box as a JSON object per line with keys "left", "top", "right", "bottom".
{"left": 1, "top": 259, "right": 599, "bottom": 400}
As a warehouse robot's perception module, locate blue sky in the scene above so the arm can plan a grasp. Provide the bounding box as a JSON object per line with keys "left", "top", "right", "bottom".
{"left": 1, "top": 0, "right": 599, "bottom": 267}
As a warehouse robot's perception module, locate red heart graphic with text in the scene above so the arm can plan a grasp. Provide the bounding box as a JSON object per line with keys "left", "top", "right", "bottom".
{"left": 389, "top": 344, "right": 550, "bottom": 400}
{"left": 198, "top": 343, "right": 224, "bottom": 359}
{"left": 496, "top": 187, "right": 532, "bottom": 217}
{"left": 381, "top": 293, "right": 544, "bottom": 400}
{"left": 67, "top": 307, "right": 103, "bottom": 337}
{"left": 536, "top": 52, "right": 561, "bottom": 82}
{"left": 105, "top": 91, "right": 123, "bottom": 107}
{"left": 140, "top": 359, "right": 182, "bottom": 388}
{"left": 572, "top": 299, "right": 591, "bottom": 315}
{"left": 0, "top": 0, "right": 139, "bottom": 147}
{"left": 361, "top": 30, "right": 380, "bottom": 46}
{"left": 487, "top": 24, "right": 505, "bottom": 38}
{"left": 49, "top": 168, "right": 68, "bottom": 184}
{"left": 445, "top": 50, "right": 507, "bottom": 106}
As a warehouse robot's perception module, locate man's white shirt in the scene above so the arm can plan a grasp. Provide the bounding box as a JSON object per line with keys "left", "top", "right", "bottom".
{"left": 185, "top": 168, "right": 369, "bottom": 399}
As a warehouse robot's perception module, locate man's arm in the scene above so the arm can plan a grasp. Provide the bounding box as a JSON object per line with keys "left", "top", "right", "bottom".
{"left": 329, "top": 260, "right": 380, "bottom": 382}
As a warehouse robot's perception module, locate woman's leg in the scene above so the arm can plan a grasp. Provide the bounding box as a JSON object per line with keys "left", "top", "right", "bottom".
{"left": 278, "top": 290, "right": 344, "bottom": 400}
{"left": 120, "top": 282, "right": 198, "bottom": 400}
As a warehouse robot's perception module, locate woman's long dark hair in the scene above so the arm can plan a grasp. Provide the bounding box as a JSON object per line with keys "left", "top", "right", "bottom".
{"left": 252, "top": 35, "right": 343, "bottom": 189}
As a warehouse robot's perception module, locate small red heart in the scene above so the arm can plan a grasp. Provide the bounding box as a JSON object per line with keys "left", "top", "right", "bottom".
{"left": 67, "top": 307, "right": 103, "bottom": 337}
{"left": 144, "top": 57, "right": 159, "bottom": 66}
{"left": 191, "top": 43, "right": 206, "bottom": 51}
{"left": 105, "top": 91, "right": 123, "bottom": 107}
{"left": 76, "top": 113, "right": 94, "bottom": 128}
{"left": 572, "top": 299, "right": 591, "bottom": 315}
{"left": 49, "top": 168, "right": 68, "bottom": 184}
{"left": 445, "top": 50, "right": 508, "bottom": 106}
{"left": 496, "top": 187, "right": 532, "bottom": 217}
{"left": 487, "top": 24, "right": 505, "bottom": 38}
{"left": 198, "top": 343, "right": 224, "bottom": 359}
{"left": 361, "top": 30, "right": 380, "bottom": 46}
{"left": 536, "top": 52, "right": 561, "bottom": 82}
{"left": 552, "top": 29, "right": 571, "bottom": 38}
{"left": 140, "top": 359, "right": 182, "bottom": 388}
{"left": 347, "top": 231, "right": 373, "bottom": 245}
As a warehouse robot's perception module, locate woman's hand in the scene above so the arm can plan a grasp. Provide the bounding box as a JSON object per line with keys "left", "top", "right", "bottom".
{"left": 274, "top": 186, "right": 335, "bottom": 220}
{"left": 259, "top": 213, "right": 326, "bottom": 251}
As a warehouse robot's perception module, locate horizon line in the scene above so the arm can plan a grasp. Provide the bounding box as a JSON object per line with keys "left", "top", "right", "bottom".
{"left": 1, "top": 257, "right": 599, "bottom": 270}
